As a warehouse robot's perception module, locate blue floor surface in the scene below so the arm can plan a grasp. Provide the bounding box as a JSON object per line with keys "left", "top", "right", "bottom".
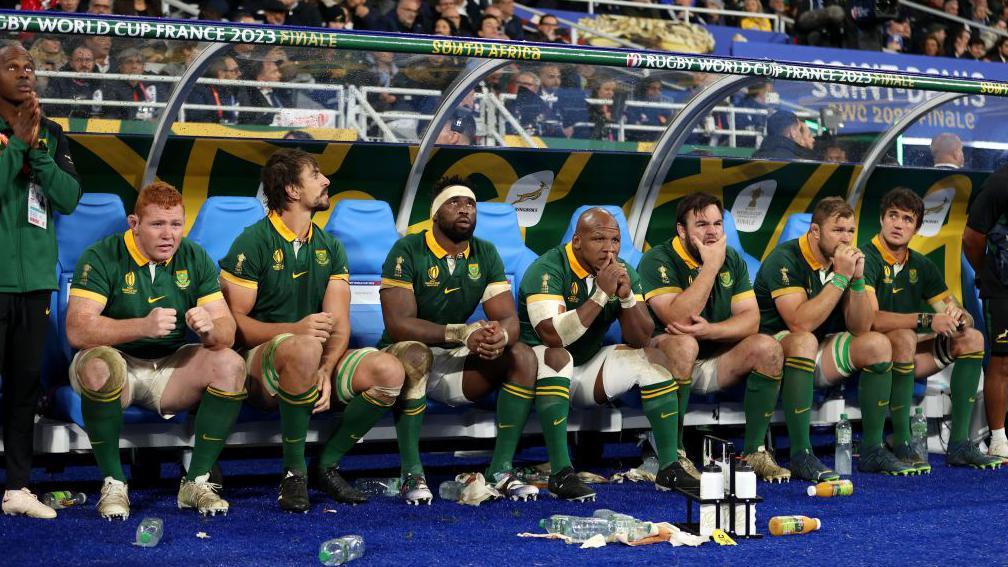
{"left": 3, "top": 445, "right": 1007, "bottom": 566}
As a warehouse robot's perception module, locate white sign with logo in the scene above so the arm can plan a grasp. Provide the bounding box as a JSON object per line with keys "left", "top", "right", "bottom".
{"left": 349, "top": 280, "right": 381, "bottom": 305}
{"left": 918, "top": 187, "right": 954, "bottom": 237}
{"left": 731, "top": 179, "right": 776, "bottom": 232}
{"left": 505, "top": 170, "right": 554, "bottom": 227}
{"left": 275, "top": 109, "right": 337, "bottom": 129}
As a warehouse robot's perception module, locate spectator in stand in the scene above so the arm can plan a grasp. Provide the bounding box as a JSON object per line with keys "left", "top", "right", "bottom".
{"left": 698, "top": 0, "right": 724, "bottom": 26}
{"left": 103, "top": 48, "right": 166, "bottom": 122}
{"left": 739, "top": 0, "right": 772, "bottom": 32}
{"left": 113, "top": 0, "right": 164, "bottom": 17}
{"left": 562, "top": 63, "right": 596, "bottom": 92}
{"left": 436, "top": 0, "right": 475, "bottom": 35}
{"left": 477, "top": 14, "right": 508, "bottom": 39}
{"left": 753, "top": 110, "right": 817, "bottom": 161}
{"left": 628, "top": 77, "right": 671, "bottom": 142}
{"left": 160, "top": 42, "right": 200, "bottom": 77}
{"left": 585, "top": 78, "right": 623, "bottom": 141}
{"left": 794, "top": 0, "right": 846, "bottom": 47}
{"left": 386, "top": 54, "right": 460, "bottom": 139}
{"left": 188, "top": 55, "right": 241, "bottom": 125}
{"left": 992, "top": 36, "right": 1008, "bottom": 63}
{"left": 528, "top": 14, "right": 567, "bottom": 43}
{"left": 433, "top": 16, "right": 457, "bottom": 34}
{"left": 322, "top": 3, "right": 353, "bottom": 27}
{"left": 435, "top": 110, "right": 477, "bottom": 145}
{"left": 327, "top": 0, "right": 381, "bottom": 29}
{"left": 943, "top": 0, "right": 959, "bottom": 18}
{"left": 733, "top": 80, "right": 774, "bottom": 145}
{"left": 260, "top": 0, "right": 324, "bottom": 27}
{"left": 882, "top": 17, "right": 911, "bottom": 53}
{"left": 766, "top": 0, "right": 794, "bottom": 32}
{"left": 238, "top": 59, "right": 290, "bottom": 125}
{"left": 820, "top": 139, "right": 848, "bottom": 162}
{"left": 972, "top": 1, "right": 997, "bottom": 49}
{"left": 28, "top": 37, "right": 66, "bottom": 95}
{"left": 925, "top": 22, "right": 948, "bottom": 54}
{"left": 83, "top": 36, "right": 112, "bottom": 73}
{"left": 968, "top": 37, "right": 989, "bottom": 60}
{"left": 51, "top": 0, "right": 81, "bottom": 12}
{"left": 378, "top": 0, "right": 426, "bottom": 33}
{"left": 46, "top": 45, "right": 99, "bottom": 119}
{"left": 921, "top": 33, "right": 942, "bottom": 56}
{"left": 491, "top": 0, "right": 524, "bottom": 40}
{"left": 931, "top": 132, "right": 964, "bottom": 169}
{"left": 951, "top": 27, "right": 971, "bottom": 58}
{"left": 87, "top": 0, "right": 113, "bottom": 14}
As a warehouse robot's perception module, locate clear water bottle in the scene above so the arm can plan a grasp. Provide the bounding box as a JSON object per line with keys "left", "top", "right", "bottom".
{"left": 835, "top": 413, "right": 852, "bottom": 475}
{"left": 353, "top": 478, "right": 401, "bottom": 497}
{"left": 42, "top": 491, "right": 86, "bottom": 510}
{"left": 134, "top": 517, "right": 164, "bottom": 548}
{"left": 640, "top": 455, "right": 659, "bottom": 475}
{"left": 911, "top": 407, "right": 928, "bottom": 460}
{"left": 564, "top": 517, "right": 613, "bottom": 542}
{"left": 592, "top": 509, "right": 637, "bottom": 535}
{"left": 318, "top": 535, "right": 365, "bottom": 566}
{"left": 438, "top": 480, "right": 464, "bottom": 501}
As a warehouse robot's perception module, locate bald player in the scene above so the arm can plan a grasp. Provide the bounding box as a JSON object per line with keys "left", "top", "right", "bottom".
{"left": 379, "top": 175, "right": 540, "bottom": 505}
{"left": 519, "top": 208, "right": 700, "bottom": 499}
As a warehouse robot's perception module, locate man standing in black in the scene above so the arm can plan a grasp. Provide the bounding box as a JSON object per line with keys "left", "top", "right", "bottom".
{"left": 0, "top": 42, "right": 82, "bottom": 518}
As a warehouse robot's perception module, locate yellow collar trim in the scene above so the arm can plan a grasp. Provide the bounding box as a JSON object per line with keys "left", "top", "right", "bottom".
{"left": 123, "top": 230, "right": 172, "bottom": 266}
{"left": 671, "top": 237, "right": 699, "bottom": 270}
{"left": 268, "top": 211, "right": 313, "bottom": 243}
{"left": 871, "top": 234, "right": 904, "bottom": 266}
{"left": 424, "top": 229, "right": 470, "bottom": 259}
{"left": 564, "top": 242, "right": 589, "bottom": 279}
{"left": 799, "top": 233, "right": 825, "bottom": 271}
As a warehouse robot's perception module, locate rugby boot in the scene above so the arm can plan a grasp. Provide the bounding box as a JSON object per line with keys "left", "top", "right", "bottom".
{"left": 891, "top": 442, "right": 931, "bottom": 475}
{"left": 858, "top": 445, "right": 916, "bottom": 476}
{"left": 278, "top": 469, "right": 310, "bottom": 513}
{"left": 178, "top": 473, "right": 229, "bottom": 516}
{"left": 2, "top": 488, "right": 56, "bottom": 519}
{"left": 97, "top": 477, "right": 130, "bottom": 520}
{"left": 400, "top": 473, "right": 433, "bottom": 505}
{"left": 742, "top": 447, "right": 792, "bottom": 483}
{"left": 320, "top": 466, "right": 368, "bottom": 505}
{"left": 789, "top": 449, "right": 840, "bottom": 482}
{"left": 677, "top": 449, "right": 702, "bottom": 480}
{"left": 548, "top": 467, "right": 596, "bottom": 502}
{"left": 492, "top": 471, "right": 539, "bottom": 502}
{"left": 656, "top": 461, "right": 701, "bottom": 494}
{"left": 947, "top": 440, "right": 1004, "bottom": 469}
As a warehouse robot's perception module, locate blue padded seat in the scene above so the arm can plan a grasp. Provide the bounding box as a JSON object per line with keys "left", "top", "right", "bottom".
{"left": 467, "top": 202, "right": 539, "bottom": 324}
{"left": 779, "top": 213, "right": 812, "bottom": 245}
{"left": 723, "top": 210, "right": 761, "bottom": 279}
{"left": 324, "top": 199, "right": 400, "bottom": 348}
{"left": 188, "top": 196, "right": 266, "bottom": 266}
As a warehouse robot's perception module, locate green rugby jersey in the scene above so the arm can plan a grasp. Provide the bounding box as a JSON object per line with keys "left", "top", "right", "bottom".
{"left": 638, "top": 236, "right": 755, "bottom": 357}
{"left": 219, "top": 212, "right": 349, "bottom": 331}
{"left": 69, "top": 230, "right": 222, "bottom": 359}
{"left": 377, "top": 230, "right": 508, "bottom": 349}
{"left": 754, "top": 235, "right": 845, "bottom": 339}
{"left": 863, "top": 234, "right": 950, "bottom": 313}
{"left": 518, "top": 242, "right": 644, "bottom": 366}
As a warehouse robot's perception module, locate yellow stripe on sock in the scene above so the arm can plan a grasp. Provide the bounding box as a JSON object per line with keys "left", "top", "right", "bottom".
{"left": 401, "top": 403, "right": 427, "bottom": 416}
{"left": 80, "top": 384, "right": 123, "bottom": 403}
{"left": 958, "top": 352, "right": 984, "bottom": 359}
{"left": 207, "top": 386, "right": 248, "bottom": 400}
{"left": 640, "top": 384, "right": 679, "bottom": 399}
{"left": 277, "top": 389, "right": 320, "bottom": 406}
{"left": 502, "top": 383, "right": 535, "bottom": 399}
{"left": 535, "top": 385, "right": 571, "bottom": 394}
{"left": 535, "top": 391, "right": 570, "bottom": 399}
{"left": 361, "top": 391, "right": 393, "bottom": 407}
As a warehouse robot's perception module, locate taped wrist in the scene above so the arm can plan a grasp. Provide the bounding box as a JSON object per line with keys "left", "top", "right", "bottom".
{"left": 589, "top": 287, "right": 609, "bottom": 308}
{"left": 620, "top": 294, "right": 637, "bottom": 309}
{"left": 850, "top": 277, "right": 866, "bottom": 292}
{"left": 445, "top": 322, "right": 484, "bottom": 345}
{"left": 917, "top": 312, "right": 934, "bottom": 332}
{"left": 552, "top": 309, "right": 588, "bottom": 346}
{"left": 831, "top": 274, "right": 849, "bottom": 291}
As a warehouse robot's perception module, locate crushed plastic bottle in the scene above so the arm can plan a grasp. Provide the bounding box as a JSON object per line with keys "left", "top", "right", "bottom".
{"left": 134, "top": 517, "right": 164, "bottom": 548}
{"left": 319, "top": 535, "right": 365, "bottom": 566}
{"left": 352, "top": 478, "right": 401, "bottom": 497}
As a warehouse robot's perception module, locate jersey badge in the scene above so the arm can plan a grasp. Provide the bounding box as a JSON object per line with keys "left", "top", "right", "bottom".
{"left": 779, "top": 267, "right": 790, "bottom": 285}
{"left": 468, "top": 262, "right": 480, "bottom": 280}
{"left": 659, "top": 265, "right": 670, "bottom": 284}
{"left": 175, "top": 269, "right": 190, "bottom": 290}
{"left": 234, "top": 253, "right": 246, "bottom": 275}
{"left": 567, "top": 281, "right": 579, "bottom": 303}
{"left": 315, "top": 249, "right": 330, "bottom": 266}
{"left": 122, "top": 271, "right": 137, "bottom": 295}
{"left": 883, "top": 265, "right": 893, "bottom": 284}
{"left": 80, "top": 264, "right": 92, "bottom": 286}
{"left": 272, "top": 249, "right": 284, "bottom": 271}
{"left": 909, "top": 268, "right": 918, "bottom": 284}
{"left": 719, "top": 270, "right": 733, "bottom": 288}
{"left": 394, "top": 256, "right": 404, "bottom": 278}
{"left": 540, "top": 273, "right": 550, "bottom": 294}
{"left": 425, "top": 265, "right": 440, "bottom": 287}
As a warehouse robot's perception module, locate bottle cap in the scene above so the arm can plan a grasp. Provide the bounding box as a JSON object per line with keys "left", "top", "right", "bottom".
{"left": 841, "top": 413, "right": 848, "bottom": 419}
{"left": 812, "top": 518, "right": 822, "bottom": 530}
{"left": 915, "top": 407, "right": 923, "bottom": 414}
{"left": 806, "top": 486, "right": 817, "bottom": 496}
{"left": 702, "top": 463, "right": 722, "bottom": 473}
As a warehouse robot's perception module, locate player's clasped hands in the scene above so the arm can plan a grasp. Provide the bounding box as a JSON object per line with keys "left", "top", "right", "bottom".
{"left": 832, "top": 244, "right": 863, "bottom": 279}
{"left": 185, "top": 306, "right": 215, "bottom": 337}
{"left": 471, "top": 320, "right": 508, "bottom": 360}
{"left": 144, "top": 307, "right": 176, "bottom": 338}
{"left": 296, "top": 312, "right": 335, "bottom": 342}
{"left": 596, "top": 253, "right": 622, "bottom": 297}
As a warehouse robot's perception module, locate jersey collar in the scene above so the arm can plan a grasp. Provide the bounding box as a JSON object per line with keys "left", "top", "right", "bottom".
{"left": 424, "top": 229, "right": 470, "bottom": 259}
{"left": 871, "top": 234, "right": 905, "bottom": 266}
{"left": 564, "top": 242, "right": 590, "bottom": 279}
{"left": 124, "top": 230, "right": 172, "bottom": 267}
{"left": 268, "top": 211, "right": 313, "bottom": 243}
{"left": 799, "top": 233, "right": 825, "bottom": 271}
{"left": 671, "top": 236, "right": 699, "bottom": 270}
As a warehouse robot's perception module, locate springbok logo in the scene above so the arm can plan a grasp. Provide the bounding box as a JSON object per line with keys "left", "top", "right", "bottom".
{"left": 511, "top": 182, "right": 546, "bottom": 206}
{"left": 506, "top": 171, "right": 554, "bottom": 227}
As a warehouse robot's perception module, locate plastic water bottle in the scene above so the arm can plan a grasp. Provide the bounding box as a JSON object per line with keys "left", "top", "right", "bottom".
{"left": 640, "top": 454, "right": 659, "bottom": 475}
{"left": 768, "top": 515, "right": 821, "bottom": 536}
{"left": 806, "top": 479, "right": 854, "bottom": 497}
{"left": 353, "top": 478, "right": 401, "bottom": 497}
{"left": 911, "top": 407, "right": 928, "bottom": 460}
{"left": 318, "top": 535, "right": 365, "bottom": 565}
{"left": 835, "top": 413, "right": 852, "bottom": 475}
{"left": 438, "top": 480, "right": 464, "bottom": 501}
{"left": 539, "top": 514, "right": 577, "bottom": 534}
{"left": 593, "top": 509, "right": 637, "bottom": 534}
{"left": 134, "top": 517, "right": 164, "bottom": 548}
{"left": 563, "top": 517, "right": 612, "bottom": 542}
{"left": 41, "top": 491, "right": 86, "bottom": 509}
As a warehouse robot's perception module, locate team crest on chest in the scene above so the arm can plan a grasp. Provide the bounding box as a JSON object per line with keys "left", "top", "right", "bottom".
{"left": 425, "top": 265, "right": 440, "bottom": 287}
{"left": 175, "top": 269, "right": 190, "bottom": 290}
{"left": 908, "top": 268, "right": 918, "bottom": 284}
{"left": 315, "top": 249, "right": 330, "bottom": 265}
{"left": 659, "top": 265, "right": 670, "bottom": 284}
{"left": 568, "top": 281, "right": 579, "bottom": 303}
{"left": 122, "top": 271, "right": 137, "bottom": 294}
{"left": 719, "top": 271, "right": 733, "bottom": 288}
{"left": 468, "top": 262, "right": 481, "bottom": 280}
{"left": 272, "top": 249, "right": 284, "bottom": 271}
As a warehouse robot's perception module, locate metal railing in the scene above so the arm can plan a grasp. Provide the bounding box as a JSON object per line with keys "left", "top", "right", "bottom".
{"left": 898, "top": 0, "right": 1008, "bottom": 41}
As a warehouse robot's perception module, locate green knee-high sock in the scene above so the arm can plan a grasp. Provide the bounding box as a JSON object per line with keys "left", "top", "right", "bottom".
{"left": 319, "top": 391, "right": 393, "bottom": 470}
{"left": 486, "top": 382, "right": 535, "bottom": 478}
{"left": 950, "top": 352, "right": 985, "bottom": 443}
{"left": 889, "top": 362, "right": 915, "bottom": 446}
{"left": 860, "top": 361, "right": 894, "bottom": 449}
{"left": 188, "top": 386, "right": 247, "bottom": 480}
{"left": 640, "top": 380, "right": 680, "bottom": 467}
{"left": 743, "top": 371, "right": 782, "bottom": 454}
{"left": 675, "top": 377, "right": 691, "bottom": 451}
{"left": 277, "top": 385, "right": 319, "bottom": 474}
{"left": 80, "top": 386, "right": 126, "bottom": 482}
{"left": 394, "top": 397, "right": 427, "bottom": 476}
{"left": 782, "top": 357, "right": 815, "bottom": 457}
{"left": 535, "top": 377, "right": 573, "bottom": 473}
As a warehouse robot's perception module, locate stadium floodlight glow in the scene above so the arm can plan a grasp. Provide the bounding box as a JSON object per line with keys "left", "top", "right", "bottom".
{"left": 3, "top": 11, "right": 1008, "bottom": 97}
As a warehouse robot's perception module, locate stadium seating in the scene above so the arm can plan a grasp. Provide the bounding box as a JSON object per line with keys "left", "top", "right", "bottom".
{"left": 324, "top": 199, "right": 400, "bottom": 348}
{"left": 187, "top": 196, "right": 266, "bottom": 266}
{"left": 779, "top": 212, "right": 812, "bottom": 244}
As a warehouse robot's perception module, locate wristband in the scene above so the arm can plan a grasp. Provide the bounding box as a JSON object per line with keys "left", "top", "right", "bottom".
{"left": 619, "top": 294, "right": 637, "bottom": 309}
{"left": 589, "top": 287, "right": 609, "bottom": 308}
{"left": 831, "top": 274, "right": 850, "bottom": 291}
{"left": 445, "top": 322, "right": 483, "bottom": 345}
{"left": 917, "top": 312, "right": 934, "bottom": 332}
{"left": 850, "top": 277, "right": 866, "bottom": 292}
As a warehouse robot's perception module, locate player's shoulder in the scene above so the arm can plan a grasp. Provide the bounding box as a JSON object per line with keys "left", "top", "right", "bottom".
{"left": 392, "top": 231, "right": 425, "bottom": 252}
{"left": 762, "top": 237, "right": 799, "bottom": 265}
{"left": 470, "top": 235, "right": 501, "bottom": 257}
